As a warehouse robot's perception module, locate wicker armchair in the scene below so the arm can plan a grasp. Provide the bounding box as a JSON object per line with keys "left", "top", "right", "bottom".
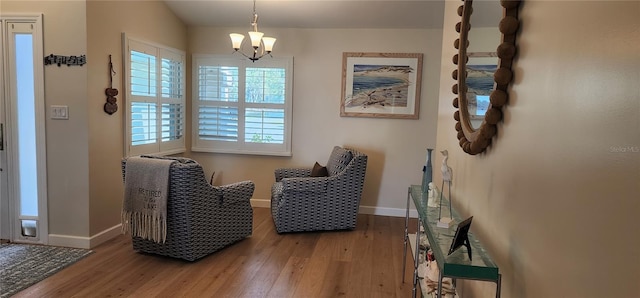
{"left": 271, "top": 146, "right": 368, "bottom": 233}
{"left": 121, "top": 156, "right": 254, "bottom": 261}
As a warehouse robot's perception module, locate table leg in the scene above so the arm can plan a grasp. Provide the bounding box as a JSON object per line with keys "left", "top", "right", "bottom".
{"left": 496, "top": 273, "right": 502, "bottom": 298}
{"left": 453, "top": 278, "right": 460, "bottom": 297}
{"left": 437, "top": 270, "right": 443, "bottom": 298}
{"left": 403, "top": 187, "right": 410, "bottom": 283}
{"left": 413, "top": 216, "right": 421, "bottom": 298}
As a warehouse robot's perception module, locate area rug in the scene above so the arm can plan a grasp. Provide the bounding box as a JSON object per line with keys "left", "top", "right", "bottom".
{"left": 0, "top": 243, "right": 93, "bottom": 297}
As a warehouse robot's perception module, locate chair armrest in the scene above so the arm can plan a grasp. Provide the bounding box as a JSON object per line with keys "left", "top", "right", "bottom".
{"left": 275, "top": 168, "right": 311, "bottom": 182}
{"left": 218, "top": 181, "right": 255, "bottom": 205}
{"left": 281, "top": 176, "right": 331, "bottom": 193}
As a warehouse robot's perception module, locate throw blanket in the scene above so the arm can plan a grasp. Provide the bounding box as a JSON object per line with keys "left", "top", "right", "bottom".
{"left": 122, "top": 157, "right": 174, "bottom": 243}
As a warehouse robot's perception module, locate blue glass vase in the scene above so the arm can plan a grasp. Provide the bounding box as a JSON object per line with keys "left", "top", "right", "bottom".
{"left": 421, "top": 148, "right": 433, "bottom": 193}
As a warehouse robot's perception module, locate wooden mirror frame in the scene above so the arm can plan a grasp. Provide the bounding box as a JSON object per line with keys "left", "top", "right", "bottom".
{"left": 452, "top": 0, "right": 522, "bottom": 155}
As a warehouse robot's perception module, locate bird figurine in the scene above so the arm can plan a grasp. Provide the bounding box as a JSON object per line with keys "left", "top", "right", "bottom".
{"left": 439, "top": 149, "right": 453, "bottom": 225}
{"left": 441, "top": 150, "right": 452, "bottom": 183}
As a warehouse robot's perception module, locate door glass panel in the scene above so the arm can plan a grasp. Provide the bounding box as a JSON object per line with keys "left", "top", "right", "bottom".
{"left": 15, "top": 33, "right": 38, "bottom": 217}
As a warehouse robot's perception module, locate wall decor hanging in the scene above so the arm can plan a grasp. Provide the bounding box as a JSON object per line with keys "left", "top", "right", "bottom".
{"left": 452, "top": 0, "right": 522, "bottom": 155}
{"left": 104, "top": 55, "right": 118, "bottom": 115}
{"left": 340, "top": 52, "right": 423, "bottom": 119}
{"left": 44, "top": 54, "right": 86, "bottom": 66}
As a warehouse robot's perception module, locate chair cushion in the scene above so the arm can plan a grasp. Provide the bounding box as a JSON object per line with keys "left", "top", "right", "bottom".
{"left": 325, "top": 146, "right": 353, "bottom": 176}
{"left": 310, "top": 162, "right": 328, "bottom": 177}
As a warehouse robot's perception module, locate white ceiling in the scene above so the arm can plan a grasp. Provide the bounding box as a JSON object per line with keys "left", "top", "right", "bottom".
{"left": 164, "top": 1, "right": 503, "bottom": 30}
{"left": 163, "top": 0, "right": 452, "bottom": 29}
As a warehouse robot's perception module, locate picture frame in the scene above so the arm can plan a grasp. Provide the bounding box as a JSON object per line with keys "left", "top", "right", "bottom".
{"left": 448, "top": 216, "right": 473, "bottom": 261}
{"left": 466, "top": 52, "right": 498, "bottom": 121}
{"left": 340, "top": 52, "right": 423, "bottom": 119}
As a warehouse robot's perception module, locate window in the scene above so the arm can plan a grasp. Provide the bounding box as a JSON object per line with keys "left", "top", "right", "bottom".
{"left": 123, "top": 35, "right": 185, "bottom": 156}
{"left": 192, "top": 55, "right": 293, "bottom": 156}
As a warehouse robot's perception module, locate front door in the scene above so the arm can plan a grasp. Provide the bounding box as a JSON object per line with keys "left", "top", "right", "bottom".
{"left": 0, "top": 16, "right": 48, "bottom": 244}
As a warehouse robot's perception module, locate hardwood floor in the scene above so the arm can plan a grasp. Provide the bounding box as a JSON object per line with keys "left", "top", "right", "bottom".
{"left": 14, "top": 208, "right": 419, "bottom": 297}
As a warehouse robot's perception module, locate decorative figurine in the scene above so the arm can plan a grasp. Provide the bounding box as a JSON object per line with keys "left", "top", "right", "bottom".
{"left": 441, "top": 150, "right": 452, "bottom": 184}
{"left": 427, "top": 182, "right": 439, "bottom": 207}
{"left": 438, "top": 150, "right": 453, "bottom": 228}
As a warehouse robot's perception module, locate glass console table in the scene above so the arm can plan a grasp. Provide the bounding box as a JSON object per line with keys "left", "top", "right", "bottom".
{"left": 403, "top": 185, "right": 501, "bottom": 297}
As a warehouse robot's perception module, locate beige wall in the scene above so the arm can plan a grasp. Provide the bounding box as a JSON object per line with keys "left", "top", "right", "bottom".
{"left": 86, "top": 0, "right": 187, "bottom": 236}
{"left": 2, "top": 0, "right": 187, "bottom": 246}
{"left": 188, "top": 27, "right": 443, "bottom": 213}
{"left": 3, "top": 0, "right": 638, "bottom": 295}
{"left": 436, "top": 0, "right": 640, "bottom": 297}
{"left": 2, "top": 1, "right": 90, "bottom": 241}
{"left": 4, "top": 0, "right": 442, "bottom": 247}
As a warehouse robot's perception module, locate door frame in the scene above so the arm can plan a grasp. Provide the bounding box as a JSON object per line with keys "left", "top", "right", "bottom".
{"left": 0, "top": 14, "right": 48, "bottom": 244}
{"left": 0, "top": 17, "right": 6, "bottom": 241}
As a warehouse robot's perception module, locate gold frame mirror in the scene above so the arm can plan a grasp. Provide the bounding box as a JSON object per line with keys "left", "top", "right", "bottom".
{"left": 452, "top": 0, "right": 522, "bottom": 155}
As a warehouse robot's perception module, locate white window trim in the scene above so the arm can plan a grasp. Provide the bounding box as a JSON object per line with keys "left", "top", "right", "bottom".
{"left": 191, "top": 54, "right": 293, "bottom": 157}
{"left": 122, "top": 33, "right": 186, "bottom": 157}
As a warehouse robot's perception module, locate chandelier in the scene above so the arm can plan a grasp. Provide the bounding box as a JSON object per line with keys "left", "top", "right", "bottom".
{"left": 229, "top": 0, "right": 276, "bottom": 62}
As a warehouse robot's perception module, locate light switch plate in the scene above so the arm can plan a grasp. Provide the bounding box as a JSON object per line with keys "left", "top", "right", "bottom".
{"left": 51, "top": 105, "right": 69, "bottom": 120}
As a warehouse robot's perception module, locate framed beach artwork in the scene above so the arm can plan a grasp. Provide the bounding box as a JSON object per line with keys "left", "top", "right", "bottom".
{"left": 466, "top": 52, "right": 498, "bottom": 123}
{"left": 340, "top": 52, "right": 423, "bottom": 119}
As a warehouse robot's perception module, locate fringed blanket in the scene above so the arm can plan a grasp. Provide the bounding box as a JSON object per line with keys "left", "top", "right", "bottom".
{"left": 122, "top": 156, "right": 174, "bottom": 243}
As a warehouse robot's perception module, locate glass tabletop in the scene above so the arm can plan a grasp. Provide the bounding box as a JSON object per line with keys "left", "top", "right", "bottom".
{"left": 410, "top": 185, "right": 499, "bottom": 281}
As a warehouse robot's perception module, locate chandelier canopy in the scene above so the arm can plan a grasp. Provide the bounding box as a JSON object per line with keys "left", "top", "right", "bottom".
{"left": 229, "top": 0, "right": 276, "bottom": 62}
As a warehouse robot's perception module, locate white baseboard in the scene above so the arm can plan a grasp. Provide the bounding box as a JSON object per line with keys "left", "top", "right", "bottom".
{"left": 48, "top": 224, "right": 122, "bottom": 249}
{"left": 250, "top": 198, "right": 271, "bottom": 208}
{"left": 90, "top": 224, "right": 122, "bottom": 248}
{"left": 46, "top": 204, "right": 415, "bottom": 249}
{"left": 252, "top": 199, "right": 417, "bottom": 218}
{"left": 358, "top": 205, "right": 418, "bottom": 218}
{"left": 48, "top": 234, "right": 91, "bottom": 249}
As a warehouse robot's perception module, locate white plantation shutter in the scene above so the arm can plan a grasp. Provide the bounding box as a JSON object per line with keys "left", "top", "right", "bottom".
{"left": 244, "top": 67, "right": 286, "bottom": 144}
{"left": 198, "top": 65, "right": 239, "bottom": 102}
{"left": 130, "top": 50, "right": 156, "bottom": 97}
{"left": 161, "top": 103, "right": 182, "bottom": 142}
{"left": 124, "top": 35, "right": 185, "bottom": 156}
{"left": 161, "top": 52, "right": 182, "bottom": 99}
{"left": 198, "top": 106, "right": 239, "bottom": 142}
{"left": 158, "top": 49, "right": 185, "bottom": 152}
{"left": 192, "top": 55, "right": 292, "bottom": 156}
{"left": 244, "top": 108, "right": 284, "bottom": 143}
{"left": 197, "top": 64, "right": 240, "bottom": 143}
{"left": 131, "top": 102, "right": 156, "bottom": 146}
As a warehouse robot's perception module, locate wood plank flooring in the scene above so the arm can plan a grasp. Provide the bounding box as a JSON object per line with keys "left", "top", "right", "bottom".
{"left": 14, "top": 208, "right": 419, "bottom": 297}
